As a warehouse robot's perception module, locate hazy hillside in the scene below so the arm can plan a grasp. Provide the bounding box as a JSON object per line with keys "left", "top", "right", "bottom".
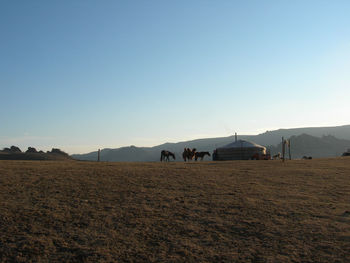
{"left": 268, "top": 134, "right": 350, "bottom": 158}
{"left": 254, "top": 125, "right": 350, "bottom": 146}
{"left": 72, "top": 125, "right": 350, "bottom": 161}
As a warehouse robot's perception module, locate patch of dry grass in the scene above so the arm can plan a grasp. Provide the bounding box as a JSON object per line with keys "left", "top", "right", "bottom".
{"left": 1, "top": 159, "right": 350, "bottom": 262}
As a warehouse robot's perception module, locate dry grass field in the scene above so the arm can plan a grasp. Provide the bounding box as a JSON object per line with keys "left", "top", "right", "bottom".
{"left": 1, "top": 159, "right": 350, "bottom": 262}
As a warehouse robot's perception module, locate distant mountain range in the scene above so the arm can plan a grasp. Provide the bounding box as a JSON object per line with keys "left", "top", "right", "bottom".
{"left": 72, "top": 124, "right": 350, "bottom": 162}
{"left": 269, "top": 134, "right": 350, "bottom": 158}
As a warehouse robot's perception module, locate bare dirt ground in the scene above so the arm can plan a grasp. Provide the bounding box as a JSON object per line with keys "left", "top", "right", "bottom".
{"left": 1, "top": 158, "right": 350, "bottom": 262}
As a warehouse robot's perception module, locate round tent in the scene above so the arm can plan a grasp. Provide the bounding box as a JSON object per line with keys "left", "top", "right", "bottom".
{"left": 213, "top": 139, "right": 266, "bottom": 160}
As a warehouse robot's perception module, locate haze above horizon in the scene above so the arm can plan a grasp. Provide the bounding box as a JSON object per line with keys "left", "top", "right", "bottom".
{"left": 1, "top": 1, "right": 349, "bottom": 154}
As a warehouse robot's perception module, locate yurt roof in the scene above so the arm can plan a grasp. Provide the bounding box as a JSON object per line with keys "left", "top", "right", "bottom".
{"left": 219, "top": 139, "right": 265, "bottom": 149}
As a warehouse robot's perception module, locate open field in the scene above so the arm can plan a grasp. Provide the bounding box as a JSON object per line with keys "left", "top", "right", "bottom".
{"left": 1, "top": 159, "right": 350, "bottom": 262}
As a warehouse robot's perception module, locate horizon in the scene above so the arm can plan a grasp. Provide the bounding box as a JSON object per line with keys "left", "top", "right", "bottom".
{"left": 1, "top": 123, "right": 349, "bottom": 155}
{"left": 1, "top": 1, "right": 350, "bottom": 154}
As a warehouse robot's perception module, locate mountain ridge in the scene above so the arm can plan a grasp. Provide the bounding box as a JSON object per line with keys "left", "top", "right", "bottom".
{"left": 72, "top": 124, "right": 350, "bottom": 161}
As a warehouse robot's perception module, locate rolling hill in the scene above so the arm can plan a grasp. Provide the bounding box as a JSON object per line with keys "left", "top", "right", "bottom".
{"left": 268, "top": 134, "right": 350, "bottom": 158}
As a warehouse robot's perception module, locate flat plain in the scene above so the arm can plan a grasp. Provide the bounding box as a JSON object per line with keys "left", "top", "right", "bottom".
{"left": 1, "top": 158, "right": 350, "bottom": 262}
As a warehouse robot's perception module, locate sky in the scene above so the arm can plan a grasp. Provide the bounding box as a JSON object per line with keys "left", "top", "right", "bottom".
{"left": 1, "top": 0, "right": 350, "bottom": 154}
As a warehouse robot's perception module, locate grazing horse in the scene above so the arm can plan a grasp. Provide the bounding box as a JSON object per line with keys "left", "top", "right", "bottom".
{"left": 160, "top": 150, "right": 175, "bottom": 162}
{"left": 182, "top": 148, "right": 196, "bottom": 162}
{"left": 194, "top": 151, "right": 211, "bottom": 161}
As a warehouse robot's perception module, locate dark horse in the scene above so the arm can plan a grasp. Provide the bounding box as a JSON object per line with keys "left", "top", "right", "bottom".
{"left": 182, "top": 148, "right": 196, "bottom": 162}
{"left": 160, "top": 150, "right": 176, "bottom": 162}
{"left": 194, "top": 151, "right": 211, "bottom": 161}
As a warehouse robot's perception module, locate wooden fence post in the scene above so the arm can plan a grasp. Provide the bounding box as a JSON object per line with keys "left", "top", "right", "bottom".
{"left": 288, "top": 140, "right": 291, "bottom": 160}
{"left": 282, "top": 137, "right": 285, "bottom": 162}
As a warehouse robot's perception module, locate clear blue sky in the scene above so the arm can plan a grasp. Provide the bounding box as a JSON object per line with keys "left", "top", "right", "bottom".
{"left": 1, "top": 0, "right": 350, "bottom": 154}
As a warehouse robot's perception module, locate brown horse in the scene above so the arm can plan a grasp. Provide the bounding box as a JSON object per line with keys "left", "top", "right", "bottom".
{"left": 182, "top": 148, "right": 196, "bottom": 162}
{"left": 194, "top": 151, "right": 211, "bottom": 161}
{"left": 160, "top": 150, "right": 175, "bottom": 162}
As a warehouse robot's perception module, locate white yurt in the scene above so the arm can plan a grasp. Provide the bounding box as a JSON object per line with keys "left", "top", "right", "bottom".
{"left": 213, "top": 139, "right": 266, "bottom": 160}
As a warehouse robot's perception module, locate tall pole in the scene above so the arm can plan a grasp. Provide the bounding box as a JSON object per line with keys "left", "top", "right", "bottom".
{"left": 282, "top": 137, "right": 285, "bottom": 162}
{"left": 288, "top": 140, "right": 291, "bottom": 160}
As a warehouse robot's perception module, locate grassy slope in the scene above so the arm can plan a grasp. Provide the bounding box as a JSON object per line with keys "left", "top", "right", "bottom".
{"left": 0, "top": 159, "right": 350, "bottom": 262}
